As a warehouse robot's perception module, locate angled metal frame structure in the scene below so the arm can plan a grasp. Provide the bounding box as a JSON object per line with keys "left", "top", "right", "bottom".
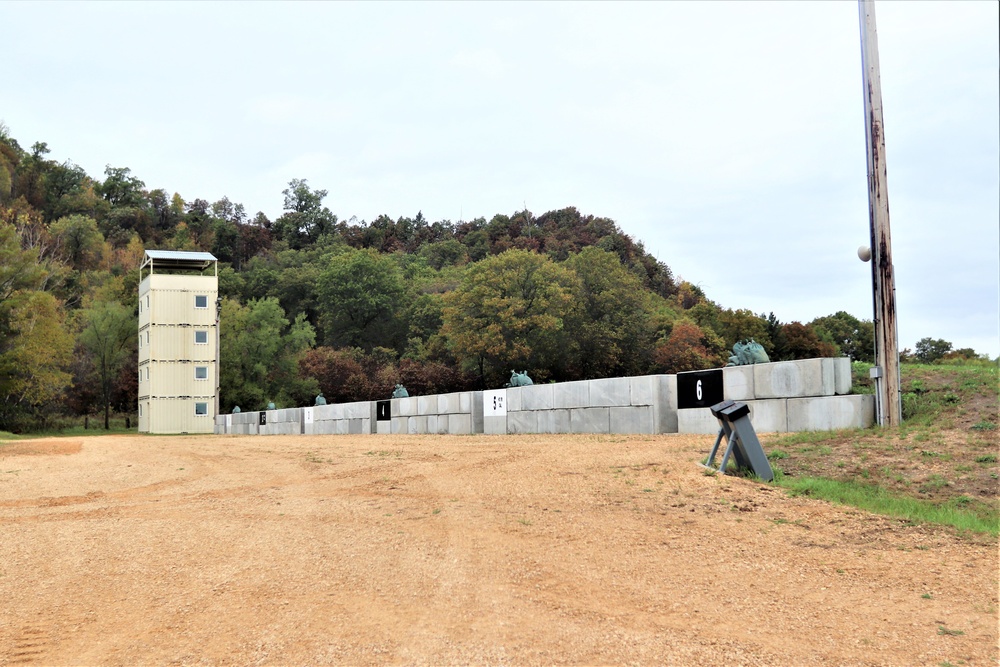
{"left": 702, "top": 400, "right": 774, "bottom": 482}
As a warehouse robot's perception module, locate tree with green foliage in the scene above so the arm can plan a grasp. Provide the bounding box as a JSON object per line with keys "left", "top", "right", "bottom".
{"left": 810, "top": 311, "right": 874, "bottom": 362}
{"left": 272, "top": 178, "right": 339, "bottom": 249}
{"left": 915, "top": 337, "right": 953, "bottom": 364}
{"left": 49, "top": 214, "right": 106, "bottom": 272}
{"left": 317, "top": 248, "right": 408, "bottom": 351}
{"left": 219, "top": 297, "right": 317, "bottom": 411}
{"left": 563, "top": 247, "right": 653, "bottom": 379}
{"left": 0, "top": 291, "right": 73, "bottom": 430}
{"left": 77, "top": 301, "right": 136, "bottom": 429}
{"left": 442, "top": 249, "right": 579, "bottom": 386}
{"left": 715, "top": 309, "right": 772, "bottom": 355}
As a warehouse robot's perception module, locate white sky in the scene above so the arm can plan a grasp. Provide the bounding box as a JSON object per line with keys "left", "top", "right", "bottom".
{"left": 3, "top": 1, "right": 998, "bottom": 357}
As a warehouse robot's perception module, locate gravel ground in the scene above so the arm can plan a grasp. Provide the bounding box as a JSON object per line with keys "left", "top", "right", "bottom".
{"left": 0, "top": 433, "right": 996, "bottom": 666}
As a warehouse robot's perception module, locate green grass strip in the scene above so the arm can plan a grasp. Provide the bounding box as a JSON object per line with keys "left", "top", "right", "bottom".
{"left": 773, "top": 475, "right": 999, "bottom": 537}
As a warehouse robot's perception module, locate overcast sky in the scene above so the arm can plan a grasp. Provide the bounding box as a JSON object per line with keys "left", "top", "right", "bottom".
{"left": 3, "top": 1, "right": 998, "bottom": 357}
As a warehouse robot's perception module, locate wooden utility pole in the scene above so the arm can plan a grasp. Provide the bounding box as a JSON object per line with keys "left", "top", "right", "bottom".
{"left": 858, "top": 0, "right": 901, "bottom": 426}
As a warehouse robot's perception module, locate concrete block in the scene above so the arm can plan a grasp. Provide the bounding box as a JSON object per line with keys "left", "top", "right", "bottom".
{"left": 426, "top": 415, "right": 438, "bottom": 434}
{"left": 471, "top": 391, "right": 484, "bottom": 433}
{"left": 520, "top": 384, "right": 554, "bottom": 411}
{"left": 787, "top": 395, "right": 875, "bottom": 432}
{"left": 348, "top": 419, "right": 363, "bottom": 434}
{"left": 753, "top": 359, "right": 834, "bottom": 399}
{"left": 611, "top": 406, "right": 654, "bottom": 434}
{"left": 314, "top": 404, "right": 340, "bottom": 421}
{"left": 390, "top": 417, "right": 406, "bottom": 434}
{"left": 449, "top": 413, "right": 472, "bottom": 434}
{"left": 435, "top": 415, "right": 450, "bottom": 434}
{"left": 506, "top": 386, "right": 522, "bottom": 412}
{"left": 570, "top": 407, "right": 610, "bottom": 434}
{"left": 460, "top": 392, "right": 472, "bottom": 414}
{"left": 343, "top": 402, "right": 372, "bottom": 420}
{"left": 507, "top": 411, "right": 538, "bottom": 434}
{"left": 417, "top": 396, "right": 437, "bottom": 416}
{"left": 438, "top": 393, "right": 462, "bottom": 414}
{"left": 553, "top": 380, "right": 590, "bottom": 409}
{"left": 629, "top": 376, "right": 655, "bottom": 406}
{"left": 536, "top": 409, "right": 571, "bottom": 434}
{"left": 376, "top": 420, "right": 390, "bottom": 435}
{"left": 590, "top": 377, "right": 631, "bottom": 407}
{"left": 678, "top": 408, "right": 721, "bottom": 435}
{"left": 747, "top": 399, "right": 787, "bottom": 433}
{"left": 653, "top": 375, "right": 679, "bottom": 433}
{"left": 396, "top": 397, "right": 415, "bottom": 416}
{"left": 412, "top": 416, "right": 428, "bottom": 433}
{"left": 723, "top": 366, "right": 755, "bottom": 401}
{"left": 484, "top": 415, "right": 507, "bottom": 435}
{"left": 834, "top": 357, "right": 852, "bottom": 395}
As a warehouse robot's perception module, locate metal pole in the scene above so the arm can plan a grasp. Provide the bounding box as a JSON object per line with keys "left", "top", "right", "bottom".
{"left": 858, "top": 0, "right": 902, "bottom": 426}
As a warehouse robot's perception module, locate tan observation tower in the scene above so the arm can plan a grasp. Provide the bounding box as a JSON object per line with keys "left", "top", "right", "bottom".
{"left": 138, "top": 250, "right": 218, "bottom": 434}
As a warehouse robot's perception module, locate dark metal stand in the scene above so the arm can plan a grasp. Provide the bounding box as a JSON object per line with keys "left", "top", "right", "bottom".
{"left": 701, "top": 400, "right": 774, "bottom": 482}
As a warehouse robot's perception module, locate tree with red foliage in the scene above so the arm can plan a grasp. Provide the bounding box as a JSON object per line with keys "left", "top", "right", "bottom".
{"left": 652, "top": 320, "right": 726, "bottom": 373}
{"left": 781, "top": 322, "right": 838, "bottom": 360}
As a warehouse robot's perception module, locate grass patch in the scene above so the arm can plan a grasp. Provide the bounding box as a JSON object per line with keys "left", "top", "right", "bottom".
{"left": 773, "top": 476, "right": 998, "bottom": 536}
{"left": 937, "top": 626, "right": 965, "bottom": 636}
{"left": 0, "top": 417, "right": 138, "bottom": 441}
{"left": 364, "top": 450, "right": 402, "bottom": 458}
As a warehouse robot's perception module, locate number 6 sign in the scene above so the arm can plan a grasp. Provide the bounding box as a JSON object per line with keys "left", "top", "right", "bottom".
{"left": 677, "top": 369, "right": 724, "bottom": 409}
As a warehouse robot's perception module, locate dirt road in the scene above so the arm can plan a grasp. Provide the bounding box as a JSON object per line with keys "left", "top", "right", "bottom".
{"left": 1, "top": 434, "right": 996, "bottom": 666}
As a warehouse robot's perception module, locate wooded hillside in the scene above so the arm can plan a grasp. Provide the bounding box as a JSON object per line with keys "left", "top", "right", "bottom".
{"left": 1, "top": 125, "right": 901, "bottom": 431}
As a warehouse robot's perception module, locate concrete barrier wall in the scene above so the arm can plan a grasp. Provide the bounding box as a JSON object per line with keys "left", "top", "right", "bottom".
{"left": 677, "top": 357, "right": 872, "bottom": 433}
{"left": 214, "top": 358, "right": 867, "bottom": 437}
{"left": 496, "top": 374, "right": 677, "bottom": 435}
{"left": 383, "top": 391, "right": 483, "bottom": 435}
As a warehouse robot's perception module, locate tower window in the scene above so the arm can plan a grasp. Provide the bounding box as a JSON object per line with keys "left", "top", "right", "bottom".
{"left": 195, "top": 330, "right": 208, "bottom": 344}
{"left": 195, "top": 295, "right": 208, "bottom": 309}
{"left": 195, "top": 402, "right": 208, "bottom": 416}
{"left": 195, "top": 366, "right": 208, "bottom": 380}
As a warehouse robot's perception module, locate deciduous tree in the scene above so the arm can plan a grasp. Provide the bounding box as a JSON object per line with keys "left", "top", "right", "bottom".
{"left": 442, "top": 249, "right": 578, "bottom": 386}
{"left": 563, "top": 247, "right": 652, "bottom": 379}
{"left": 219, "top": 297, "right": 317, "bottom": 411}
{"left": 77, "top": 300, "right": 136, "bottom": 429}
{"left": 317, "top": 248, "right": 407, "bottom": 351}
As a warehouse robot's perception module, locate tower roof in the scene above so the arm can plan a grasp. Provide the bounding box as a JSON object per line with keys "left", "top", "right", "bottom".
{"left": 142, "top": 250, "right": 218, "bottom": 272}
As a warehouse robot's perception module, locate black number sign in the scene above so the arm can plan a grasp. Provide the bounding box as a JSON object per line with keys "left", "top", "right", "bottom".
{"left": 677, "top": 369, "right": 724, "bottom": 409}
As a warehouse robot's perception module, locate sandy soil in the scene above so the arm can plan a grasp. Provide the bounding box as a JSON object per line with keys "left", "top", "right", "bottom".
{"left": 0, "top": 433, "right": 996, "bottom": 666}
